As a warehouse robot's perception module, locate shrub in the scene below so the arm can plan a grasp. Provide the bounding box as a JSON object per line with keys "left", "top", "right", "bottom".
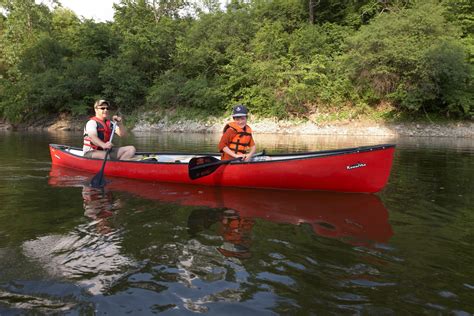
{"left": 345, "top": 0, "right": 473, "bottom": 116}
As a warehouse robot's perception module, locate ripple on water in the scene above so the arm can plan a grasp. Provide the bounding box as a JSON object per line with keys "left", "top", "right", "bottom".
{"left": 0, "top": 280, "right": 94, "bottom": 314}
{"left": 21, "top": 227, "right": 135, "bottom": 295}
{"left": 332, "top": 292, "right": 369, "bottom": 303}
{"left": 256, "top": 272, "right": 296, "bottom": 287}
{"left": 463, "top": 283, "right": 474, "bottom": 290}
{"left": 438, "top": 290, "right": 458, "bottom": 299}
{"left": 0, "top": 289, "right": 77, "bottom": 312}
{"left": 2, "top": 175, "right": 47, "bottom": 181}
{"left": 342, "top": 279, "right": 397, "bottom": 288}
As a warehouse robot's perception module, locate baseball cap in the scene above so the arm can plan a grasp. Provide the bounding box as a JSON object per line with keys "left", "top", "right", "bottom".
{"left": 232, "top": 104, "right": 248, "bottom": 117}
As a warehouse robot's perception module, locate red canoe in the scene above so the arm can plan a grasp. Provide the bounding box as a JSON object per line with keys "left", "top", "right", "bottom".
{"left": 49, "top": 165, "right": 393, "bottom": 247}
{"left": 49, "top": 143, "right": 395, "bottom": 193}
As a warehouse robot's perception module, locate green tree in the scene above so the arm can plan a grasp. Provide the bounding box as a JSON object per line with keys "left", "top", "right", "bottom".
{"left": 345, "top": 0, "right": 473, "bottom": 116}
{"left": 1, "top": 0, "right": 472, "bottom": 123}
{"left": 107, "top": 0, "right": 187, "bottom": 110}
{"left": 0, "top": 0, "right": 52, "bottom": 78}
{"left": 148, "top": 8, "right": 255, "bottom": 113}
{"left": 251, "top": 0, "right": 306, "bottom": 31}
{"left": 100, "top": 57, "right": 147, "bottom": 111}
{"left": 71, "top": 20, "right": 120, "bottom": 60}
{"left": 50, "top": 7, "right": 81, "bottom": 51}
{"left": 443, "top": 0, "right": 474, "bottom": 63}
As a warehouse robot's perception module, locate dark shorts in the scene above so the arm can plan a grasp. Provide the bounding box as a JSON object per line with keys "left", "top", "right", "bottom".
{"left": 84, "top": 148, "right": 119, "bottom": 160}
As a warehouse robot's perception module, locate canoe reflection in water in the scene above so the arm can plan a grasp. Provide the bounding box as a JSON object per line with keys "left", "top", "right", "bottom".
{"left": 49, "top": 165, "right": 393, "bottom": 257}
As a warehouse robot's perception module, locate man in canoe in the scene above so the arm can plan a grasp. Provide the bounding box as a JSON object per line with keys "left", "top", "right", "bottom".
{"left": 83, "top": 100, "right": 136, "bottom": 160}
{"left": 218, "top": 104, "right": 256, "bottom": 161}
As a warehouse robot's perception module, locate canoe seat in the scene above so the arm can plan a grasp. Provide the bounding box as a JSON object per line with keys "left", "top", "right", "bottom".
{"left": 68, "top": 149, "right": 84, "bottom": 157}
{"left": 158, "top": 155, "right": 193, "bottom": 163}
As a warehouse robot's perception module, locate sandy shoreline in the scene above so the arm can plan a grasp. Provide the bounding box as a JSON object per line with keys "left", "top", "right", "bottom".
{"left": 1, "top": 117, "right": 473, "bottom": 138}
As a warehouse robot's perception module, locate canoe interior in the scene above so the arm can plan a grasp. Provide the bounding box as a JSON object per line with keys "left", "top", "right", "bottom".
{"left": 54, "top": 144, "right": 396, "bottom": 164}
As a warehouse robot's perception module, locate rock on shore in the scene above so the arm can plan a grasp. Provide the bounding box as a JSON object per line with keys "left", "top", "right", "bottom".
{"left": 0, "top": 120, "right": 11, "bottom": 131}
{"left": 1, "top": 116, "right": 473, "bottom": 138}
{"left": 131, "top": 118, "right": 474, "bottom": 138}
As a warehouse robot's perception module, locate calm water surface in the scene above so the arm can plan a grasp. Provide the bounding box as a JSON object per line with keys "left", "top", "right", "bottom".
{"left": 0, "top": 131, "right": 473, "bottom": 315}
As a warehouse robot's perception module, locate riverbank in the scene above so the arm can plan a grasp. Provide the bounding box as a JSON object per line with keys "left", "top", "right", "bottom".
{"left": 1, "top": 116, "right": 473, "bottom": 138}
{"left": 131, "top": 118, "right": 474, "bottom": 138}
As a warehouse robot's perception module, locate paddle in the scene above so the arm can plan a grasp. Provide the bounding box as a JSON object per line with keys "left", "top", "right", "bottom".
{"left": 188, "top": 156, "right": 242, "bottom": 180}
{"left": 188, "top": 150, "right": 266, "bottom": 180}
{"left": 90, "top": 122, "right": 117, "bottom": 188}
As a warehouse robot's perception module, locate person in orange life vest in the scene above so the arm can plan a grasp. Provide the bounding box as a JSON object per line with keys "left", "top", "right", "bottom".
{"left": 83, "top": 100, "right": 136, "bottom": 160}
{"left": 218, "top": 104, "right": 256, "bottom": 161}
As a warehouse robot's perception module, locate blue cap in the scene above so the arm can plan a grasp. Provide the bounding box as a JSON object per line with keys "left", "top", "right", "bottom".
{"left": 232, "top": 104, "right": 248, "bottom": 117}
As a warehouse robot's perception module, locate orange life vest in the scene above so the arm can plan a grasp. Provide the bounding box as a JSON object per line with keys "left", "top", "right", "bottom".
{"left": 223, "top": 122, "right": 253, "bottom": 155}
{"left": 221, "top": 216, "right": 254, "bottom": 244}
{"left": 217, "top": 211, "right": 254, "bottom": 258}
{"left": 83, "top": 117, "right": 113, "bottom": 150}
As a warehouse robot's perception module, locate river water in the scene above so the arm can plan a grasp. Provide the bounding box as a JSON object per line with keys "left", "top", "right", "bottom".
{"left": 0, "top": 131, "right": 472, "bottom": 315}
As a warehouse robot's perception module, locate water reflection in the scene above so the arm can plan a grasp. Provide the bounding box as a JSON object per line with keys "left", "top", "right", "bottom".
{"left": 188, "top": 208, "right": 255, "bottom": 259}
{"left": 23, "top": 174, "right": 132, "bottom": 295}
{"left": 82, "top": 186, "right": 121, "bottom": 235}
{"left": 48, "top": 171, "right": 121, "bottom": 235}
{"left": 29, "top": 165, "right": 396, "bottom": 312}
{"left": 49, "top": 165, "right": 393, "bottom": 254}
{"left": 2, "top": 131, "right": 472, "bottom": 314}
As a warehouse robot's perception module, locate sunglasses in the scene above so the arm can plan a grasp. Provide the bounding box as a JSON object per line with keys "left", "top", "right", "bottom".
{"left": 96, "top": 106, "right": 108, "bottom": 110}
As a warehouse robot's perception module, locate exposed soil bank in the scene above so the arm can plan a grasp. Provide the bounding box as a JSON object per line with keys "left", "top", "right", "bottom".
{"left": 1, "top": 116, "right": 473, "bottom": 138}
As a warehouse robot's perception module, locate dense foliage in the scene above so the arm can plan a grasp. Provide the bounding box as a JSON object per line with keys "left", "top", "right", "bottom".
{"left": 0, "top": 0, "right": 472, "bottom": 123}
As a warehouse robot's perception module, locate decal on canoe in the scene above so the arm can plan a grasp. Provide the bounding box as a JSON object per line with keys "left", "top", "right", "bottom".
{"left": 54, "top": 154, "right": 61, "bottom": 160}
{"left": 347, "top": 162, "right": 366, "bottom": 170}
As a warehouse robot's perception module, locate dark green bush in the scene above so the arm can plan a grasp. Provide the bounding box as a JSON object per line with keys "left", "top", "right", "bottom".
{"left": 345, "top": 0, "right": 472, "bottom": 116}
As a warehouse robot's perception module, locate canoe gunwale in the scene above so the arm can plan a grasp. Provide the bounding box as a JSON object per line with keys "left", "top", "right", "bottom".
{"left": 49, "top": 143, "right": 396, "bottom": 165}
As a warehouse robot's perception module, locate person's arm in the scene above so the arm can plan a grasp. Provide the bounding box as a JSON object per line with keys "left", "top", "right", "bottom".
{"left": 112, "top": 115, "right": 127, "bottom": 137}
{"left": 222, "top": 146, "right": 245, "bottom": 159}
{"left": 244, "top": 145, "right": 256, "bottom": 161}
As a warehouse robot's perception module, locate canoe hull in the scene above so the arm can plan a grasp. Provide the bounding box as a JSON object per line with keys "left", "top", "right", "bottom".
{"left": 49, "top": 144, "right": 395, "bottom": 193}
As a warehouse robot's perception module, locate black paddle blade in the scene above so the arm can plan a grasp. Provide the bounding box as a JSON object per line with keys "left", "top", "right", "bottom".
{"left": 90, "top": 171, "right": 106, "bottom": 188}
{"left": 90, "top": 149, "right": 112, "bottom": 188}
{"left": 188, "top": 156, "right": 221, "bottom": 180}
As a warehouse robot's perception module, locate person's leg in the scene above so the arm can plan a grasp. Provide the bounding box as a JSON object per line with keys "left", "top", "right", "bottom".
{"left": 108, "top": 148, "right": 119, "bottom": 160}
{"left": 83, "top": 151, "right": 93, "bottom": 158}
{"left": 117, "top": 146, "right": 136, "bottom": 160}
{"left": 89, "top": 150, "right": 107, "bottom": 159}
